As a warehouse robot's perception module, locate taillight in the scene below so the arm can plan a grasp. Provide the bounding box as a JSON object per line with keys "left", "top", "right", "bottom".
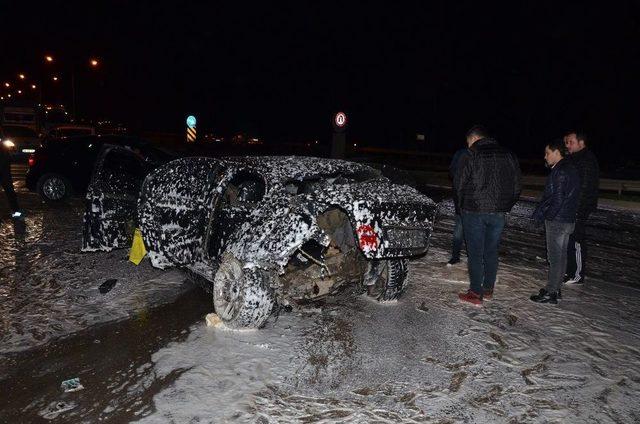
{"left": 28, "top": 155, "right": 35, "bottom": 167}
{"left": 356, "top": 224, "right": 379, "bottom": 252}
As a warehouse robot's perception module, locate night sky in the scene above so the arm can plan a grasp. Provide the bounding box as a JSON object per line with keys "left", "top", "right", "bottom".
{"left": 2, "top": 1, "right": 639, "bottom": 162}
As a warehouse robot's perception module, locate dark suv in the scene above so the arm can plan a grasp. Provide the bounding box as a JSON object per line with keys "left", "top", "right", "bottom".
{"left": 26, "top": 135, "right": 173, "bottom": 202}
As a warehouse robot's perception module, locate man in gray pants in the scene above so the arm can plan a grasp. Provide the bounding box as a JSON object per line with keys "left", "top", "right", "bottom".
{"left": 531, "top": 139, "right": 580, "bottom": 304}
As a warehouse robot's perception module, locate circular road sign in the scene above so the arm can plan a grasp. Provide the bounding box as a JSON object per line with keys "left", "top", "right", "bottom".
{"left": 334, "top": 112, "right": 347, "bottom": 128}
{"left": 186, "top": 115, "right": 197, "bottom": 129}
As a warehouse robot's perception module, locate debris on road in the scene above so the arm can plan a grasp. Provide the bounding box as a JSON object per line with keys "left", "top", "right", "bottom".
{"left": 99, "top": 279, "right": 117, "bottom": 294}
{"left": 416, "top": 301, "right": 429, "bottom": 313}
{"left": 40, "top": 401, "right": 77, "bottom": 420}
{"left": 60, "top": 377, "right": 84, "bottom": 393}
{"left": 205, "top": 313, "right": 223, "bottom": 328}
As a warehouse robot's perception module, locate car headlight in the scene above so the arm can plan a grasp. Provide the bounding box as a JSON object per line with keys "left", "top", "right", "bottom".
{"left": 2, "top": 139, "right": 15, "bottom": 148}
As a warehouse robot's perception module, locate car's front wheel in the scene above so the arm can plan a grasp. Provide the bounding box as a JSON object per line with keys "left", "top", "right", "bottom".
{"left": 37, "top": 173, "right": 72, "bottom": 202}
{"left": 213, "top": 254, "right": 275, "bottom": 329}
{"left": 364, "top": 259, "right": 410, "bottom": 301}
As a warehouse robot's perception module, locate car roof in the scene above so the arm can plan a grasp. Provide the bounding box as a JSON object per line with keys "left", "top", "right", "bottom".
{"left": 221, "top": 156, "right": 380, "bottom": 184}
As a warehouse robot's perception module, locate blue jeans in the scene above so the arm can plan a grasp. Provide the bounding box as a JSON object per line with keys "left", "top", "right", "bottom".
{"left": 451, "top": 214, "right": 464, "bottom": 260}
{"left": 461, "top": 212, "right": 506, "bottom": 295}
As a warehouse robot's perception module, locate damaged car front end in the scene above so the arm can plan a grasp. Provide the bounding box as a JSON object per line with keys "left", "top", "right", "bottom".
{"left": 83, "top": 154, "right": 438, "bottom": 328}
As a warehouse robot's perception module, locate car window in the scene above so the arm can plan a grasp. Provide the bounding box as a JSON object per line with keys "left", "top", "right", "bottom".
{"left": 222, "top": 173, "right": 266, "bottom": 206}
{"left": 100, "top": 149, "right": 145, "bottom": 195}
{"left": 2, "top": 126, "right": 37, "bottom": 137}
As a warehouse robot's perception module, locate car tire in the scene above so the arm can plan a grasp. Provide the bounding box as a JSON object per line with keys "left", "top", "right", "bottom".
{"left": 213, "top": 254, "right": 275, "bottom": 329}
{"left": 365, "top": 259, "right": 410, "bottom": 301}
{"left": 37, "top": 173, "right": 72, "bottom": 202}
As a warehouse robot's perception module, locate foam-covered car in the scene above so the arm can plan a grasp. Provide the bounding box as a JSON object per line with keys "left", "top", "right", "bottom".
{"left": 83, "top": 151, "right": 438, "bottom": 328}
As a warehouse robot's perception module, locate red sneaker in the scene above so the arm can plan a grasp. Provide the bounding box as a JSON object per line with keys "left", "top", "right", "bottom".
{"left": 483, "top": 289, "right": 493, "bottom": 300}
{"left": 458, "top": 290, "right": 483, "bottom": 306}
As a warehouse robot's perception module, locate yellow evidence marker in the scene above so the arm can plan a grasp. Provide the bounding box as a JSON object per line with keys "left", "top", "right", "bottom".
{"left": 129, "top": 228, "right": 147, "bottom": 265}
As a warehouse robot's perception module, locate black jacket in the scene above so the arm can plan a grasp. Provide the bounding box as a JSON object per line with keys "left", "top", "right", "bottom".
{"left": 568, "top": 148, "right": 599, "bottom": 218}
{"left": 533, "top": 158, "right": 580, "bottom": 223}
{"left": 455, "top": 138, "right": 522, "bottom": 213}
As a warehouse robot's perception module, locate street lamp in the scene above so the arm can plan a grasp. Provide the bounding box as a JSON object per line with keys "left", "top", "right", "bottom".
{"left": 31, "top": 84, "right": 37, "bottom": 89}
{"left": 52, "top": 76, "right": 58, "bottom": 81}
{"left": 45, "top": 55, "right": 54, "bottom": 63}
{"left": 17, "top": 90, "right": 22, "bottom": 94}
{"left": 4, "top": 82, "right": 9, "bottom": 88}
{"left": 18, "top": 74, "right": 25, "bottom": 80}
{"left": 90, "top": 59, "right": 99, "bottom": 67}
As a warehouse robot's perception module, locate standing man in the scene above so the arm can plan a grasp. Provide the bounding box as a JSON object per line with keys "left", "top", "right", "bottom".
{"left": 563, "top": 131, "right": 599, "bottom": 285}
{"left": 447, "top": 146, "right": 469, "bottom": 266}
{"left": 0, "top": 130, "right": 22, "bottom": 219}
{"left": 454, "top": 126, "right": 522, "bottom": 305}
{"left": 530, "top": 140, "right": 580, "bottom": 304}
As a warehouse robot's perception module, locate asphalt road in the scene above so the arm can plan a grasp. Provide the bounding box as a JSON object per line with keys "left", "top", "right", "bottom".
{"left": 1, "top": 164, "right": 639, "bottom": 422}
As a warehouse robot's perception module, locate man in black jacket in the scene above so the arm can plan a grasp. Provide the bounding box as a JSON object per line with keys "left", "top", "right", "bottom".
{"left": 531, "top": 139, "right": 580, "bottom": 304}
{"left": 563, "top": 131, "right": 599, "bottom": 285}
{"left": 1, "top": 131, "right": 22, "bottom": 219}
{"left": 454, "top": 126, "right": 522, "bottom": 305}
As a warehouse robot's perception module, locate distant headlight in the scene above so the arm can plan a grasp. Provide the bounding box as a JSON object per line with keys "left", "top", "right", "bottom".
{"left": 2, "top": 139, "right": 15, "bottom": 148}
{"left": 385, "top": 227, "right": 428, "bottom": 249}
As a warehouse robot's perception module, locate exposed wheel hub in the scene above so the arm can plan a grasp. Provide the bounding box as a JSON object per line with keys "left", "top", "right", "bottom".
{"left": 213, "top": 259, "right": 244, "bottom": 321}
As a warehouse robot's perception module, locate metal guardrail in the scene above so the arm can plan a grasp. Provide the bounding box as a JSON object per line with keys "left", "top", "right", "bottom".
{"left": 522, "top": 176, "right": 640, "bottom": 195}
{"left": 355, "top": 147, "right": 640, "bottom": 196}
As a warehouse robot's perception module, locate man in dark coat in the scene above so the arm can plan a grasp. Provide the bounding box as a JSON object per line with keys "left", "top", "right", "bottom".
{"left": 1, "top": 130, "right": 22, "bottom": 218}
{"left": 531, "top": 139, "right": 580, "bottom": 304}
{"left": 454, "top": 126, "right": 522, "bottom": 305}
{"left": 447, "top": 146, "right": 469, "bottom": 265}
{"left": 563, "top": 131, "right": 599, "bottom": 285}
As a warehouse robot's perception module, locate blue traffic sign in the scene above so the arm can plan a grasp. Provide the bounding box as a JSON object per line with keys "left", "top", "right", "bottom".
{"left": 186, "top": 115, "right": 196, "bottom": 129}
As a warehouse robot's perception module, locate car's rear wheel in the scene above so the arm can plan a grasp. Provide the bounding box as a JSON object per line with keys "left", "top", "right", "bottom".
{"left": 365, "top": 259, "right": 410, "bottom": 301}
{"left": 37, "top": 173, "right": 72, "bottom": 202}
{"left": 213, "top": 254, "right": 275, "bottom": 329}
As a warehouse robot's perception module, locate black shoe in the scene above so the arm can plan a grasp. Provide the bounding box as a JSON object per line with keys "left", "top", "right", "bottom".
{"left": 447, "top": 257, "right": 460, "bottom": 266}
{"left": 530, "top": 289, "right": 558, "bottom": 304}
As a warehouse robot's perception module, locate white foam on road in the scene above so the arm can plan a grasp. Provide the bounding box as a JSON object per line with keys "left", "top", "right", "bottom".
{"left": 135, "top": 245, "right": 640, "bottom": 423}
{"left": 0, "top": 213, "right": 190, "bottom": 354}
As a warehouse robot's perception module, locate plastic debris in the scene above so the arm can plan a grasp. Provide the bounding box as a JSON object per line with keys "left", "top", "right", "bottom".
{"left": 129, "top": 228, "right": 147, "bottom": 265}
{"left": 205, "top": 313, "right": 223, "bottom": 328}
{"left": 99, "top": 279, "right": 117, "bottom": 294}
{"left": 416, "top": 301, "right": 429, "bottom": 313}
{"left": 41, "top": 401, "right": 77, "bottom": 419}
{"left": 60, "top": 377, "right": 84, "bottom": 393}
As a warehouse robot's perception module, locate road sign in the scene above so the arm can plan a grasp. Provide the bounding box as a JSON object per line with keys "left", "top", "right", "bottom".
{"left": 186, "top": 115, "right": 196, "bottom": 129}
{"left": 334, "top": 112, "right": 347, "bottom": 128}
{"left": 186, "top": 126, "right": 196, "bottom": 142}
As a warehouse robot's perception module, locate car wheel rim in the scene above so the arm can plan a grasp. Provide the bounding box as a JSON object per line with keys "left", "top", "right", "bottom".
{"left": 43, "top": 177, "right": 66, "bottom": 200}
{"left": 213, "top": 259, "right": 244, "bottom": 321}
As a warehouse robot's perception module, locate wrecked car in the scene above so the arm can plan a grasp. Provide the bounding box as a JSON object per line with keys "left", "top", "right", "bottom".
{"left": 83, "top": 152, "right": 438, "bottom": 328}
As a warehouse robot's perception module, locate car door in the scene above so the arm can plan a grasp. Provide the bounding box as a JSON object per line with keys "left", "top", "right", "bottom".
{"left": 137, "top": 157, "right": 226, "bottom": 267}
{"left": 82, "top": 145, "right": 146, "bottom": 251}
